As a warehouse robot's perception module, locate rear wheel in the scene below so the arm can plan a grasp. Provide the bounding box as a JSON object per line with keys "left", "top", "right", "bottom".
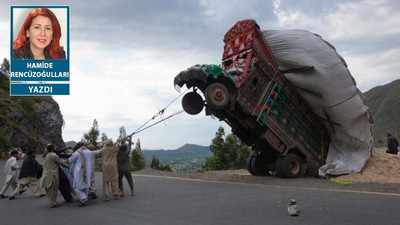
{"left": 205, "top": 83, "right": 229, "bottom": 109}
{"left": 281, "top": 154, "right": 303, "bottom": 178}
{"left": 181, "top": 92, "right": 204, "bottom": 115}
{"left": 249, "top": 153, "right": 268, "bottom": 176}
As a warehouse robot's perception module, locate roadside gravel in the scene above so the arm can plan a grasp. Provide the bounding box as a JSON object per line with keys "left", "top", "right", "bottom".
{"left": 133, "top": 168, "right": 400, "bottom": 194}
{"left": 133, "top": 147, "right": 400, "bottom": 194}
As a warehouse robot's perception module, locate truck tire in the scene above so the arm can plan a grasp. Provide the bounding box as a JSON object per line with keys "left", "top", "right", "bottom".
{"left": 246, "top": 155, "right": 256, "bottom": 175}
{"left": 205, "top": 83, "right": 229, "bottom": 109}
{"left": 181, "top": 92, "right": 204, "bottom": 115}
{"left": 281, "top": 154, "right": 303, "bottom": 178}
{"left": 275, "top": 157, "right": 283, "bottom": 177}
{"left": 251, "top": 154, "right": 268, "bottom": 176}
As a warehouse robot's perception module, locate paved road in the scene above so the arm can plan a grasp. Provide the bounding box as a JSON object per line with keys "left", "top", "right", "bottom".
{"left": 0, "top": 161, "right": 400, "bottom": 225}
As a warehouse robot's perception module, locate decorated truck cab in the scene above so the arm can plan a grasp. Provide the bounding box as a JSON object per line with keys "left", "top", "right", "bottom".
{"left": 174, "top": 20, "right": 330, "bottom": 178}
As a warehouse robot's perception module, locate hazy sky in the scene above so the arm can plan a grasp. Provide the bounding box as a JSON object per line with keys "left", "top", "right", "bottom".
{"left": 2, "top": 0, "right": 399, "bottom": 149}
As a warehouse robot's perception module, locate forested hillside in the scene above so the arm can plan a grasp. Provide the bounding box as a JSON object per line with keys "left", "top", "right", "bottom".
{"left": 142, "top": 144, "right": 212, "bottom": 172}
{"left": 364, "top": 79, "right": 400, "bottom": 144}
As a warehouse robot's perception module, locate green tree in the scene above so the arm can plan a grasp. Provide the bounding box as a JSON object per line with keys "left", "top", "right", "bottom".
{"left": 235, "top": 137, "right": 252, "bottom": 169}
{"left": 204, "top": 126, "right": 251, "bottom": 171}
{"left": 130, "top": 139, "right": 146, "bottom": 171}
{"left": 100, "top": 132, "right": 108, "bottom": 146}
{"left": 150, "top": 155, "right": 160, "bottom": 170}
{"left": 150, "top": 155, "right": 172, "bottom": 172}
{"left": 83, "top": 119, "right": 100, "bottom": 149}
{"left": 119, "top": 126, "right": 127, "bottom": 140}
{"left": 159, "top": 164, "right": 172, "bottom": 172}
{"left": 0, "top": 58, "right": 10, "bottom": 76}
{"left": 204, "top": 156, "right": 218, "bottom": 170}
{"left": 210, "top": 126, "right": 230, "bottom": 170}
{"left": 0, "top": 58, "right": 10, "bottom": 90}
{"left": 205, "top": 127, "right": 225, "bottom": 170}
{"left": 225, "top": 134, "right": 239, "bottom": 169}
{"left": 210, "top": 126, "right": 225, "bottom": 155}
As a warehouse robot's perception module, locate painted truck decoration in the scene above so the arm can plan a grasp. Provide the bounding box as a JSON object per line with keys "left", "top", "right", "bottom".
{"left": 174, "top": 20, "right": 330, "bottom": 178}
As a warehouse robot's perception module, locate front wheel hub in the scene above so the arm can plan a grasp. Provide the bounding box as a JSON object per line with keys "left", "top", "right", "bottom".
{"left": 212, "top": 89, "right": 225, "bottom": 102}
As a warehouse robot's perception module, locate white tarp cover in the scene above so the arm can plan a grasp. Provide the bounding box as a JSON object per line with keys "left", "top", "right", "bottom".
{"left": 262, "top": 30, "right": 373, "bottom": 176}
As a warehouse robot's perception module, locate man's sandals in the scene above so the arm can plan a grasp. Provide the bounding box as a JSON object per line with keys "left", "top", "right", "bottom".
{"left": 79, "top": 198, "right": 88, "bottom": 207}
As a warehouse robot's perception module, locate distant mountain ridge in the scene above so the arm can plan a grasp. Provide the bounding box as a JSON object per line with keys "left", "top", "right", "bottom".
{"left": 142, "top": 143, "right": 211, "bottom": 157}
{"left": 142, "top": 143, "right": 212, "bottom": 172}
{"left": 65, "top": 141, "right": 77, "bottom": 148}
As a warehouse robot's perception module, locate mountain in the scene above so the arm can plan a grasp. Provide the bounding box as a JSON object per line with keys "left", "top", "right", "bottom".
{"left": 65, "top": 141, "right": 77, "bottom": 148}
{"left": 142, "top": 144, "right": 212, "bottom": 172}
{"left": 0, "top": 60, "right": 64, "bottom": 153}
{"left": 364, "top": 79, "right": 400, "bottom": 144}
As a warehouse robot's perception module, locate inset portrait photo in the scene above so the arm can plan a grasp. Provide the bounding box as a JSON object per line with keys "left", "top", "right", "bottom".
{"left": 12, "top": 7, "right": 68, "bottom": 60}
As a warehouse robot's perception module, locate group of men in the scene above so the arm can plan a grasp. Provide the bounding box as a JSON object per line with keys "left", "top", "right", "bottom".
{"left": 0, "top": 137, "right": 135, "bottom": 208}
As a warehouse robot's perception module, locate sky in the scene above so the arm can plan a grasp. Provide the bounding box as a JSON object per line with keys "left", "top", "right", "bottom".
{"left": 1, "top": 0, "right": 399, "bottom": 149}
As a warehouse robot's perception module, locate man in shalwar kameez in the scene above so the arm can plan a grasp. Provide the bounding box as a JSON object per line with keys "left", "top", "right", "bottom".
{"left": 99, "top": 139, "right": 121, "bottom": 201}
{"left": 87, "top": 143, "right": 101, "bottom": 199}
{"left": 40, "top": 144, "right": 68, "bottom": 208}
{"left": 0, "top": 150, "right": 20, "bottom": 198}
{"left": 68, "top": 142, "right": 92, "bottom": 207}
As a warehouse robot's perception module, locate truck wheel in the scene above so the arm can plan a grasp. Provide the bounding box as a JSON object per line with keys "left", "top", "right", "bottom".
{"left": 246, "top": 155, "right": 256, "bottom": 175}
{"left": 275, "top": 157, "right": 283, "bottom": 177}
{"left": 281, "top": 154, "right": 303, "bottom": 178}
{"left": 181, "top": 92, "right": 204, "bottom": 115}
{"left": 205, "top": 83, "right": 229, "bottom": 109}
{"left": 251, "top": 154, "right": 268, "bottom": 176}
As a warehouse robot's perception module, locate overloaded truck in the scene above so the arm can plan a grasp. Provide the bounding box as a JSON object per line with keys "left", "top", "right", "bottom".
{"left": 173, "top": 20, "right": 330, "bottom": 178}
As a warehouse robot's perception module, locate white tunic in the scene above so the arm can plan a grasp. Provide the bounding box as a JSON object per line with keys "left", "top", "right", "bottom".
{"left": 4, "top": 156, "right": 19, "bottom": 183}
{"left": 68, "top": 148, "right": 92, "bottom": 190}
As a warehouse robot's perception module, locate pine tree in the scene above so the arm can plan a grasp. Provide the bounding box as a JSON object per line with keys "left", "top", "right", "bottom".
{"left": 0, "top": 58, "right": 10, "bottom": 76}
{"left": 130, "top": 139, "right": 146, "bottom": 171}
{"left": 210, "top": 126, "right": 225, "bottom": 155}
{"left": 159, "top": 164, "right": 172, "bottom": 172}
{"left": 83, "top": 119, "right": 100, "bottom": 149}
{"left": 119, "top": 126, "right": 127, "bottom": 140}
{"left": 100, "top": 132, "right": 108, "bottom": 146}
{"left": 150, "top": 155, "right": 160, "bottom": 170}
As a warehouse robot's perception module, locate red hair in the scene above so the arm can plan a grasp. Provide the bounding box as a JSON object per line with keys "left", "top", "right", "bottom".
{"left": 13, "top": 8, "right": 64, "bottom": 59}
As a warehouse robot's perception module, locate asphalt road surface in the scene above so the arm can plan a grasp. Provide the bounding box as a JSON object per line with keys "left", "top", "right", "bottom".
{"left": 0, "top": 161, "right": 399, "bottom": 225}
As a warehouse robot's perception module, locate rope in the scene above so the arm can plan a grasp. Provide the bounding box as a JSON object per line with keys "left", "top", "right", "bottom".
{"left": 125, "top": 89, "right": 189, "bottom": 138}
{"left": 132, "top": 89, "right": 188, "bottom": 134}
{"left": 132, "top": 110, "right": 184, "bottom": 135}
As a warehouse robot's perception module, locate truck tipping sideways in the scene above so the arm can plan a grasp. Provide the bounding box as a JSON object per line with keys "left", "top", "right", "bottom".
{"left": 173, "top": 20, "right": 331, "bottom": 178}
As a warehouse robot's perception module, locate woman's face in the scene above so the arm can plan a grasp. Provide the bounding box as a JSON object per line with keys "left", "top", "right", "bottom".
{"left": 26, "top": 15, "right": 53, "bottom": 51}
